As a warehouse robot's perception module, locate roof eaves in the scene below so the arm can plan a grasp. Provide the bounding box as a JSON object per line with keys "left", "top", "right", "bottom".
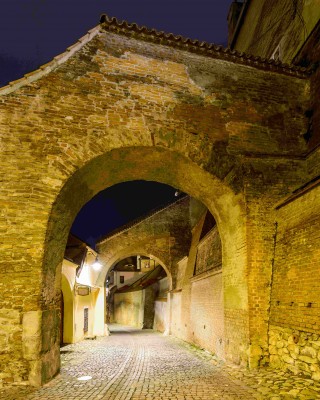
{"left": 228, "top": 0, "right": 251, "bottom": 49}
{"left": 100, "top": 14, "right": 311, "bottom": 79}
{"left": 0, "top": 26, "right": 100, "bottom": 96}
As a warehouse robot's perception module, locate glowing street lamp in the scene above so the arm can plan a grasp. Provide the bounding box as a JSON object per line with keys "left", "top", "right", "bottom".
{"left": 92, "top": 258, "right": 102, "bottom": 271}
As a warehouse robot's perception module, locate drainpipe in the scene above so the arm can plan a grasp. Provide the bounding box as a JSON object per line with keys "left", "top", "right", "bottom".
{"left": 228, "top": 0, "right": 251, "bottom": 49}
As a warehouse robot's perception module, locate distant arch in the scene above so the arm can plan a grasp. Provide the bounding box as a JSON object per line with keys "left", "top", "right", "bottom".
{"left": 102, "top": 251, "right": 172, "bottom": 290}
{"left": 41, "top": 145, "right": 247, "bottom": 380}
{"left": 44, "top": 146, "right": 245, "bottom": 287}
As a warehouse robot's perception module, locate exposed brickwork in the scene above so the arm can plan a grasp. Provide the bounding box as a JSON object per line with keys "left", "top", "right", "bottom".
{"left": 230, "top": 0, "right": 320, "bottom": 377}
{"left": 194, "top": 225, "right": 221, "bottom": 275}
{"left": 269, "top": 185, "right": 320, "bottom": 378}
{"left": 0, "top": 15, "right": 316, "bottom": 387}
{"left": 97, "top": 197, "right": 192, "bottom": 288}
{"left": 190, "top": 271, "right": 224, "bottom": 358}
{"left": 271, "top": 185, "right": 320, "bottom": 333}
{"left": 100, "top": 15, "right": 310, "bottom": 78}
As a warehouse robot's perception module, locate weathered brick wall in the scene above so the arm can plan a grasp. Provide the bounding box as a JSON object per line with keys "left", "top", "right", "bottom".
{"left": 0, "top": 310, "right": 27, "bottom": 385}
{"left": 170, "top": 292, "right": 182, "bottom": 337}
{"left": 238, "top": 155, "right": 311, "bottom": 367}
{"left": 175, "top": 257, "right": 188, "bottom": 291}
{"left": 194, "top": 226, "right": 222, "bottom": 275}
{"left": 296, "top": 24, "right": 320, "bottom": 151}
{"left": 170, "top": 259, "right": 186, "bottom": 337}
{"left": 153, "top": 278, "right": 169, "bottom": 333}
{"left": 172, "top": 211, "right": 225, "bottom": 359}
{"left": 0, "top": 17, "right": 312, "bottom": 385}
{"left": 232, "top": 0, "right": 320, "bottom": 151}
{"left": 271, "top": 189, "right": 320, "bottom": 332}
{"left": 190, "top": 271, "right": 224, "bottom": 358}
{"left": 189, "top": 225, "right": 223, "bottom": 358}
{"left": 269, "top": 182, "right": 320, "bottom": 378}
{"left": 96, "top": 196, "right": 192, "bottom": 288}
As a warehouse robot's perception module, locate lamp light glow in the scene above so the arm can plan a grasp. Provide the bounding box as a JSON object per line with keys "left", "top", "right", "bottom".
{"left": 77, "top": 375, "right": 92, "bottom": 381}
{"left": 92, "top": 260, "right": 102, "bottom": 270}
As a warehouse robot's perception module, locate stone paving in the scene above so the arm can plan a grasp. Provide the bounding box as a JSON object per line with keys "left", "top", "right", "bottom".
{"left": 1, "top": 325, "right": 320, "bottom": 399}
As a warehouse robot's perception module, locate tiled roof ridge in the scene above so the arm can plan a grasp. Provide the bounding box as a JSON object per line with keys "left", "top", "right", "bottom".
{"left": 100, "top": 14, "right": 311, "bottom": 79}
{"left": 97, "top": 194, "right": 189, "bottom": 245}
{"left": 0, "top": 14, "right": 310, "bottom": 96}
{"left": 0, "top": 26, "right": 100, "bottom": 96}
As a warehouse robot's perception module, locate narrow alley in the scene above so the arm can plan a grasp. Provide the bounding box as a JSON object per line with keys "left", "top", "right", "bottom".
{"left": 2, "top": 325, "right": 320, "bottom": 400}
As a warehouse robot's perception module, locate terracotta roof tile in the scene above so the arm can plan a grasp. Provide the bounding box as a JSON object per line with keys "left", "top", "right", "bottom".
{"left": 0, "top": 14, "right": 311, "bottom": 96}
{"left": 100, "top": 14, "right": 311, "bottom": 79}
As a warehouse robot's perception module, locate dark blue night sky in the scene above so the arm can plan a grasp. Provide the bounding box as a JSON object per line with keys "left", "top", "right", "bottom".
{"left": 1, "top": 0, "right": 230, "bottom": 246}
{"left": 1, "top": 0, "right": 230, "bottom": 87}
{"left": 71, "top": 181, "right": 178, "bottom": 248}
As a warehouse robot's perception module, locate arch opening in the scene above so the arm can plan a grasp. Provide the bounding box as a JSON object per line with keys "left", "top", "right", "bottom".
{"left": 105, "top": 254, "right": 170, "bottom": 333}
{"left": 33, "top": 146, "right": 248, "bottom": 385}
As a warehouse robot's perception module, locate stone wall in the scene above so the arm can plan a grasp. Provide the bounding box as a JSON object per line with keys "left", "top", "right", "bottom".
{"left": 154, "top": 300, "right": 167, "bottom": 333}
{"left": 168, "top": 211, "right": 227, "bottom": 359}
{"left": 269, "top": 325, "right": 320, "bottom": 380}
{"left": 170, "top": 292, "right": 182, "bottom": 337}
{"left": 113, "top": 285, "right": 158, "bottom": 330}
{"left": 143, "top": 286, "right": 156, "bottom": 329}
{"left": 232, "top": 0, "right": 320, "bottom": 151}
{"left": 114, "top": 291, "right": 144, "bottom": 328}
{"left": 0, "top": 13, "right": 313, "bottom": 385}
{"left": 188, "top": 219, "right": 224, "bottom": 358}
{"left": 271, "top": 188, "right": 320, "bottom": 334}
{"left": 194, "top": 225, "right": 222, "bottom": 275}
{"left": 170, "top": 259, "right": 186, "bottom": 337}
{"left": 190, "top": 271, "right": 224, "bottom": 358}
{"left": 97, "top": 196, "right": 192, "bottom": 289}
{"left": 269, "top": 181, "right": 320, "bottom": 378}
{"left": 153, "top": 278, "right": 169, "bottom": 333}
{"left": 0, "top": 309, "right": 27, "bottom": 387}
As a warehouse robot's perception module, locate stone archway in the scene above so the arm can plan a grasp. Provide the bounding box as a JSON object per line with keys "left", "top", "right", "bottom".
{"left": 102, "top": 251, "right": 173, "bottom": 291}
{"left": 95, "top": 194, "right": 192, "bottom": 290}
{"left": 105, "top": 251, "right": 171, "bottom": 332}
{"left": 1, "top": 15, "right": 307, "bottom": 385}
{"left": 33, "top": 146, "right": 247, "bottom": 386}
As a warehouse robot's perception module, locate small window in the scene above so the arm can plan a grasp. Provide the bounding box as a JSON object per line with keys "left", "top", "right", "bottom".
{"left": 120, "top": 276, "right": 124, "bottom": 284}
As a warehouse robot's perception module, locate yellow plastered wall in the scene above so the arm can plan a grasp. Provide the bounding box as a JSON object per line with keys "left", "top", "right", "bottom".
{"left": 61, "top": 259, "right": 105, "bottom": 343}
{"left": 61, "top": 273, "right": 74, "bottom": 344}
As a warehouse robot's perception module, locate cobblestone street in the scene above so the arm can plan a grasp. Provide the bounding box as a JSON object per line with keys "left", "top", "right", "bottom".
{"left": 1, "top": 325, "right": 320, "bottom": 400}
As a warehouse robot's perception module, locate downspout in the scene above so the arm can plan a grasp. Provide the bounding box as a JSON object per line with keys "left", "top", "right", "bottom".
{"left": 266, "top": 221, "right": 278, "bottom": 364}
{"left": 229, "top": 0, "right": 251, "bottom": 49}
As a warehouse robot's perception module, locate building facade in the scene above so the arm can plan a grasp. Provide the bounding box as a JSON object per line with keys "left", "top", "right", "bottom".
{"left": 61, "top": 235, "right": 106, "bottom": 344}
